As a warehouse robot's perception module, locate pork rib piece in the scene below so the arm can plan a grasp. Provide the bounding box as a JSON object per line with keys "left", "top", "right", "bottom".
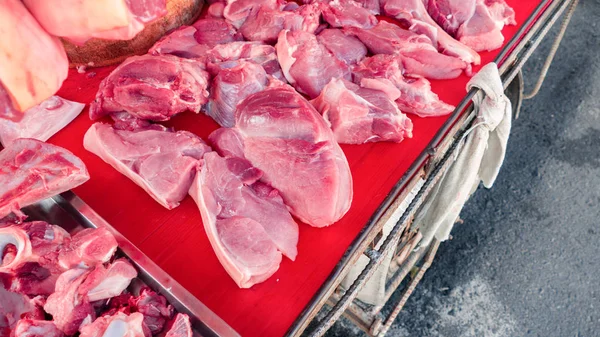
{"left": 276, "top": 30, "right": 351, "bottom": 98}
{"left": 312, "top": 78, "right": 413, "bottom": 144}
{"left": 206, "top": 60, "right": 268, "bottom": 127}
{"left": 353, "top": 54, "right": 455, "bottom": 117}
{"left": 23, "top": 0, "right": 167, "bottom": 44}
{"left": 456, "top": 0, "right": 516, "bottom": 52}
{"left": 317, "top": 29, "right": 368, "bottom": 65}
{"left": 0, "top": 139, "right": 89, "bottom": 219}
{"left": 79, "top": 312, "right": 149, "bottom": 337}
{"left": 206, "top": 41, "right": 285, "bottom": 81}
{"left": 190, "top": 151, "right": 299, "bottom": 287}
{"left": 90, "top": 54, "right": 210, "bottom": 122}
{"left": 84, "top": 123, "right": 211, "bottom": 210}
{"left": 0, "top": 0, "right": 68, "bottom": 114}
{"left": 239, "top": 4, "right": 320, "bottom": 43}
{"left": 0, "top": 286, "right": 44, "bottom": 335}
{"left": 320, "top": 0, "right": 378, "bottom": 28}
{"left": 165, "top": 314, "right": 193, "bottom": 337}
{"left": 210, "top": 85, "right": 353, "bottom": 227}
{"left": 57, "top": 227, "right": 118, "bottom": 270}
{"left": 12, "top": 319, "right": 64, "bottom": 337}
{"left": 0, "top": 96, "right": 84, "bottom": 147}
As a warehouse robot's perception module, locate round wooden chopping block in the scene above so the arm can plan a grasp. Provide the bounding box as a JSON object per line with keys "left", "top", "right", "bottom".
{"left": 63, "top": 0, "right": 203, "bottom": 68}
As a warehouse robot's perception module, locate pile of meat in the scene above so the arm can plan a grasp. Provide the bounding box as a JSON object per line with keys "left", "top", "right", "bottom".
{"left": 0, "top": 222, "right": 193, "bottom": 337}
{"left": 85, "top": 0, "right": 516, "bottom": 287}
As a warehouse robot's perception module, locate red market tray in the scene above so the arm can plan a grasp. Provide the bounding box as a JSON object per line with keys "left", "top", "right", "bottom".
{"left": 50, "top": 1, "right": 550, "bottom": 335}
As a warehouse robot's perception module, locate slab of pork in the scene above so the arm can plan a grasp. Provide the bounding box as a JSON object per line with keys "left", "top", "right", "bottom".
{"left": 239, "top": 3, "right": 321, "bottom": 43}
{"left": 57, "top": 228, "right": 118, "bottom": 270}
{"left": 206, "top": 41, "right": 286, "bottom": 81}
{"left": 78, "top": 312, "right": 149, "bottom": 337}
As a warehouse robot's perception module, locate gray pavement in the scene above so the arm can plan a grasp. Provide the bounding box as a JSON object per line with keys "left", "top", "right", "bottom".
{"left": 329, "top": 1, "right": 600, "bottom": 336}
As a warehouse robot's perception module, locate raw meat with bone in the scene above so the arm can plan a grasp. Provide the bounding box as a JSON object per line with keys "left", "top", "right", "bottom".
{"left": 78, "top": 312, "right": 149, "bottom": 337}
{"left": 23, "top": 0, "right": 167, "bottom": 44}
{"left": 84, "top": 123, "right": 211, "bottom": 210}
{"left": 312, "top": 78, "right": 413, "bottom": 144}
{"left": 165, "top": 314, "right": 192, "bottom": 337}
{"left": 77, "top": 259, "right": 137, "bottom": 302}
{"left": 239, "top": 3, "right": 321, "bottom": 43}
{"left": 276, "top": 29, "right": 351, "bottom": 98}
{"left": 189, "top": 151, "right": 299, "bottom": 287}
{"left": 320, "top": 0, "right": 378, "bottom": 28}
{"left": 210, "top": 85, "right": 353, "bottom": 227}
{"left": 11, "top": 319, "right": 64, "bottom": 337}
{"left": 206, "top": 41, "right": 285, "bottom": 81}
{"left": 57, "top": 228, "right": 118, "bottom": 270}
{"left": 0, "top": 139, "right": 89, "bottom": 219}
{"left": 0, "top": 286, "right": 44, "bottom": 335}
{"left": 0, "top": 0, "right": 68, "bottom": 114}
{"left": 317, "top": 29, "right": 368, "bottom": 65}
{"left": 353, "top": 54, "right": 455, "bottom": 117}
{"left": 427, "top": 0, "right": 476, "bottom": 36}
{"left": 455, "top": 0, "right": 516, "bottom": 52}
{"left": 90, "top": 54, "right": 209, "bottom": 122}
{"left": 0, "top": 96, "right": 84, "bottom": 147}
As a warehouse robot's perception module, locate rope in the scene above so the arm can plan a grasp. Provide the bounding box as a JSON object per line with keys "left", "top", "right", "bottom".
{"left": 524, "top": 0, "right": 579, "bottom": 99}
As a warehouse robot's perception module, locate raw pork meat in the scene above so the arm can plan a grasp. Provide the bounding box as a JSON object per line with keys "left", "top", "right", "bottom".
{"left": 353, "top": 54, "right": 455, "bottom": 117}
{"left": 239, "top": 4, "right": 320, "bottom": 43}
{"left": 0, "top": 139, "right": 89, "bottom": 219}
{"left": 276, "top": 30, "right": 351, "bottom": 98}
{"left": 312, "top": 78, "right": 413, "bottom": 144}
{"left": 0, "top": 0, "right": 68, "bottom": 113}
{"left": 320, "top": 0, "right": 378, "bottom": 28}
{"left": 149, "top": 26, "right": 212, "bottom": 59}
{"left": 77, "top": 259, "right": 137, "bottom": 302}
{"left": 0, "top": 286, "right": 44, "bottom": 335}
{"left": 189, "top": 151, "right": 299, "bottom": 287}
{"left": 317, "top": 29, "right": 368, "bottom": 65}
{"left": 23, "top": 0, "right": 167, "bottom": 44}
{"left": 380, "top": 0, "right": 481, "bottom": 66}
{"left": 207, "top": 42, "right": 285, "bottom": 81}
{"left": 84, "top": 123, "right": 211, "bottom": 209}
{"left": 11, "top": 319, "right": 64, "bottom": 337}
{"left": 456, "top": 0, "right": 516, "bottom": 52}
{"left": 206, "top": 60, "right": 268, "bottom": 127}
{"left": 345, "top": 22, "right": 467, "bottom": 79}
{"left": 57, "top": 228, "right": 118, "bottom": 270}
{"left": 0, "top": 96, "right": 84, "bottom": 147}
{"left": 223, "top": 0, "right": 282, "bottom": 28}
{"left": 132, "top": 288, "right": 173, "bottom": 334}
{"left": 78, "top": 312, "right": 149, "bottom": 337}
{"left": 90, "top": 55, "right": 210, "bottom": 122}
{"left": 193, "top": 18, "right": 245, "bottom": 46}
{"left": 427, "top": 0, "right": 476, "bottom": 35}
{"left": 210, "top": 85, "right": 353, "bottom": 227}
{"left": 165, "top": 314, "right": 192, "bottom": 337}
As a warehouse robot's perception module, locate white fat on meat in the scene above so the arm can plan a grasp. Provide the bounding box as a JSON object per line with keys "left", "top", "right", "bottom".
{"left": 0, "top": 0, "right": 68, "bottom": 113}
{"left": 312, "top": 78, "right": 413, "bottom": 144}
{"left": 0, "top": 96, "right": 84, "bottom": 147}
{"left": 78, "top": 259, "right": 137, "bottom": 302}
{"left": 165, "top": 314, "right": 193, "bottom": 337}
{"left": 0, "top": 139, "right": 89, "bottom": 219}
{"left": 84, "top": 123, "right": 211, "bottom": 210}
{"left": 0, "top": 287, "right": 44, "bottom": 333}
{"left": 12, "top": 319, "right": 64, "bottom": 337}
{"left": 79, "top": 312, "right": 148, "bottom": 337}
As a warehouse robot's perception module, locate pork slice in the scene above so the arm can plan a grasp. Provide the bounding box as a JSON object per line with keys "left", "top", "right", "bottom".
{"left": 0, "top": 96, "right": 84, "bottom": 147}
{"left": 0, "top": 139, "right": 89, "bottom": 219}
{"left": 90, "top": 54, "right": 209, "bottom": 122}
{"left": 57, "top": 228, "right": 118, "bottom": 270}
{"left": 132, "top": 288, "right": 173, "bottom": 335}
{"left": 84, "top": 123, "right": 211, "bottom": 209}
{"left": 207, "top": 42, "right": 285, "bottom": 81}
{"left": 206, "top": 60, "right": 268, "bottom": 127}
{"left": 457, "top": 0, "right": 516, "bottom": 52}
{"left": 427, "top": 0, "right": 476, "bottom": 36}
{"left": 78, "top": 259, "right": 137, "bottom": 302}
{"left": 317, "top": 29, "right": 368, "bottom": 65}
{"left": 320, "top": 0, "right": 378, "bottom": 28}
{"left": 223, "top": 0, "right": 283, "bottom": 28}
{"left": 149, "top": 26, "right": 212, "bottom": 59}
{"left": 239, "top": 4, "right": 320, "bottom": 43}
{"left": 276, "top": 30, "right": 351, "bottom": 98}
{"left": 164, "top": 314, "right": 192, "bottom": 337}
{"left": 312, "top": 78, "right": 413, "bottom": 144}
{"left": 79, "top": 312, "right": 149, "bottom": 337}
{"left": 0, "top": 287, "right": 44, "bottom": 334}
{"left": 11, "top": 319, "right": 64, "bottom": 337}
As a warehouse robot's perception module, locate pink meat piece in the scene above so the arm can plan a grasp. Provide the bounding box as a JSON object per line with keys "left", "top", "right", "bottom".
{"left": 427, "top": 0, "right": 476, "bottom": 36}
{"left": 353, "top": 0, "right": 381, "bottom": 14}
{"left": 84, "top": 123, "right": 211, "bottom": 210}
{"left": 0, "top": 139, "right": 89, "bottom": 219}
{"left": 0, "top": 287, "right": 44, "bottom": 335}
{"left": 44, "top": 268, "right": 96, "bottom": 335}
{"left": 223, "top": 0, "right": 283, "bottom": 28}
{"left": 149, "top": 26, "right": 212, "bottom": 59}
{"left": 0, "top": 0, "right": 68, "bottom": 113}
{"left": 353, "top": 54, "right": 454, "bottom": 117}
{"left": 210, "top": 86, "right": 353, "bottom": 227}
{"left": 311, "top": 78, "right": 413, "bottom": 144}
{"left": 79, "top": 312, "right": 149, "bottom": 337}
{"left": 132, "top": 288, "right": 173, "bottom": 334}
{"left": 206, "top": 60, "right": 268, "bottom": 127}
{"left": 317, "top": 29, "right": 368, "bottom": 65}
{"left": 380, "top": 0, "right": 480, "bottom": 67}
{"left": 276, "top": 30, "right": 351, "bottom": 98}
{"left": 239, "top": 4, "right": 320, "bottom": 43}
{"left": 206, "top": 42, "right": 285, "bottom": 81}
{"left": 0, "top": 96, "right": 84, "bottom": 147}
{"left": 320, "top": 0, "right": 378, "bottom": 28}
{"left": 457, "top": 0, "right": 516, "bottom": 52}
{"left": 57, "top": 228, "right": 118, "bottom": 270}
{"left": 164, "top": 314, "right": 192, "bottom": 337}
{"left": 90, "top": 54, "right": 209, "bottom": 122}
{"left": 77, "top": 259, "right": 137, "bottom": 302}
{"left": 208, "top": 2, "right": 226, "bottom": 17}
{"left": 189, "top": 151, "right": 298, "bottom": 287}
{"left": 398, "top": 48, "right": 468, "bottom": 79}
{"left": 192, "top": 18, "right": 244, "bottom": 46}
{"left": 23, "top": 0, "right": 167, "bottom": 44}
{"left": 11, "top": 319, "right": 64, "bottom": 337}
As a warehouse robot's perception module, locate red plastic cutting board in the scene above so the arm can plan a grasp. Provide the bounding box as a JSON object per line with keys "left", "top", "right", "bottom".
{"left": 51, "top": 1, "right": 547, "bottom": 335}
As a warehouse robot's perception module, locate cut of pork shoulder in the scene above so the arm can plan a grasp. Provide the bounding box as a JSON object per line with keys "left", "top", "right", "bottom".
{"left": 84, "top": 123, "right": 211, "bottom": 209}
{"left": 79, "top": 312, "right": 149, "bottom": 337}
{"left": 206, "top": 60, "right": 268, "bottom": 127}
{"left": 353, "top": 54, "right": 455, "bottom": 117}
{"left": 317, "top": 29, "right": 368, "bottom": 65}
{"left": 276, "top": 30, "right": 351, "bottom": 98}
{"left": 77, "top": 259, "right": 137, "bottom": 302}
{"left": 149, "top": 26, "right": 212, "bottom": 58}
{"left": 189, "top": 151, "right": 299, "bottom": 287}
{"left": 0, "top": 0, "right": 68, "bottom": 113}
{"left": 457, "top": 0, "right": 516, "bottom": 52}
{"left": 23, "top": 0, "right": 167, "bottom": 44}
{"left": 312, "top": 78, "right": 413, "bottom": 144}
{"left": 0, "top": 139, "right": 89, "bottom": 219}
{"left": 427, "top": 0, "right": 476, "bottom": 36}
{"left": 57, "top": 227, "right": 118, "bottom": 270}
{"left": 223, "top": 0, "right": 283, "bottom": 28}
{"left": 89, "top": 54, "right": 209, "bottom": 122}
{"left": 132, "top": 288, "right": 173, "bottom": 334}
{"left": 165, "top": 314, "right": 192, "bottom": 337}
{"left": 239, "top": 4, "right": 320, "bottom": 43}
{"left": 0, "top": 286, "right": 44, "bottom": 335}
{"left": 11, "top": 319, "right": 64, "bottom": 337}
{"left": 320, "top": 0, "right": 378, "bottom": 28}
{"left": 206, "top": 42, "right": 285, "bottom": 81}
{"left": 210, "top": 85, "right": 353, "bottom": 227}
{"left": 0, "top": 96, "right": 84, "bottom": 147}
